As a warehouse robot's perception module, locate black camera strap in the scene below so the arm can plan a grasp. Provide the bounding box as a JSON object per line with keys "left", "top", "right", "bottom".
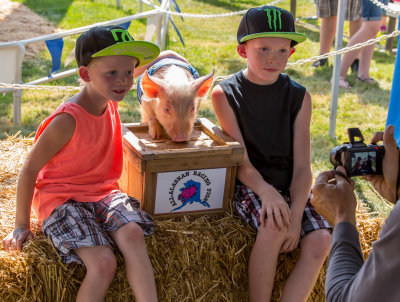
{"left": 334, "top": 169, "right": 351, "bottom": 183}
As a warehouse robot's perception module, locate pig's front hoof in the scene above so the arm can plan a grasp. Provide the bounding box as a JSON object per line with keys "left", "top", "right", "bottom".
{"left": 148, "top": 123, "right": 163, "bottom": 140}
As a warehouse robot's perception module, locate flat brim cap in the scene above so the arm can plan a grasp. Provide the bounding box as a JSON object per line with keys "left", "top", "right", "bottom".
{"left": 76, "top": 25, "right": 160, "bottom": 67}
{"left": 92, "top": 40, "right": 160, "bottom": 67}
{"left": 237, "top": 6, "right": 306, "bottom": 45}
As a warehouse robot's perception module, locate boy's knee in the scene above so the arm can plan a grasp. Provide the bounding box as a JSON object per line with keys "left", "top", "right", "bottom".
{"left": 87, "top": 249, "right": 117, "bottom": 278}
{"left": 117, "top": 222, "right": 145, "bottom": 245}
{"left": 257, "top": 225, "right": 287, "bottom": 246}
{"left": 301, "top": 229, "right": 331, "bottom": 260}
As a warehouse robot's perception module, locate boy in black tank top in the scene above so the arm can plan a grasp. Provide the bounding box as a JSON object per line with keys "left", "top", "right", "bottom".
{"left": 212, "top": 6, "right": 331, "bottom": 302}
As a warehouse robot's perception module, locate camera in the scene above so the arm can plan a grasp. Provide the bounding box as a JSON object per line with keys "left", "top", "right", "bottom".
{"left": 330, "top": 128, "right": 385, "bottom": 177}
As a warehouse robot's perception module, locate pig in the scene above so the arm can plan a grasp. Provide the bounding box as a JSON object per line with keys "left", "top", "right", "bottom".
{"left": 137, "top": 58, "right": 214, "bottom": 142}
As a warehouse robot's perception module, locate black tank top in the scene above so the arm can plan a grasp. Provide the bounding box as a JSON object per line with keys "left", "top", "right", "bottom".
{"left": 219, "top": 71, "right": 306, "bottom": 189}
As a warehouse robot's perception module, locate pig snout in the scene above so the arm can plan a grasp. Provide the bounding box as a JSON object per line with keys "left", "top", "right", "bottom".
{"left": 165, "top": 115, "right": 195, "bottom": 142}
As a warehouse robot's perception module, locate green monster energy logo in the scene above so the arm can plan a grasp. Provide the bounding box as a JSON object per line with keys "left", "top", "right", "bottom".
{"left": 260, "top": 8, "right": 282, "bottom": 31}
{"left": 110, "top": 29, "right": 133, "bottom": 42}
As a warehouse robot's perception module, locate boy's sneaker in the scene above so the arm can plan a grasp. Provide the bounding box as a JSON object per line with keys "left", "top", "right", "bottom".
{"left": 311, "top": 58, "right": 328, "bottom": 68}
{"left": 351, "top": 59, "right": 359, "bottom": 73}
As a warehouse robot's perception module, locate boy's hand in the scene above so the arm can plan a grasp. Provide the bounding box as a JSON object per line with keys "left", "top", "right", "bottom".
{"left": 280, "top": 219, "right": 301, "bottom": 253}
{"left": 2, "top": 226, "right": 34, "bottom": 252}
{"left": 364, "top": 125, "right": 399, "bottom": 204}
{"left": 259, "top": 187, "right": 291, "bottom": 231}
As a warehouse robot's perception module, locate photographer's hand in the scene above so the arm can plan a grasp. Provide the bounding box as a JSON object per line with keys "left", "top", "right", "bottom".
{"left": 365, "top": 125, "right": 399, "bottom": 204}
{"left": 311, "top": 166, "right": 357, "bottom": 227}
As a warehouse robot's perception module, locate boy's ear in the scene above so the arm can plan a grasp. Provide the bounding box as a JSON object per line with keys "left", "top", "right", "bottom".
{"left": 289, "top": 47, "right": 296, "bottom": 58}
{"left": 78, "top": 66, "right": 91, "bottom": 82}
{"left": 237, "top": 44, "right": 247, "bottom": 59}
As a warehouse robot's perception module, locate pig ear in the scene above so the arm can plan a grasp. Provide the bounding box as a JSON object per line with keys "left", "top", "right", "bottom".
{"left": 141, "top": 70, "right": 164, "bottom": 99}
{"left": 193, "top": 69, "right": 215, "bottom": 98}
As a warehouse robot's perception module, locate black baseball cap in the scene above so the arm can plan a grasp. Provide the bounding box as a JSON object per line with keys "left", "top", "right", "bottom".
{"left": 75, "top": 25, "right": 160, "bottom": 67}
{"left": 237, "top": 6, "right": 306, "bottom": 46}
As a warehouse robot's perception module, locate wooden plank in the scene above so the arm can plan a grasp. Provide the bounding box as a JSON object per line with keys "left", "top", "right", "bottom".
{"left": 122, "top": 141, "right": 146, "bottom": 173}
{"left": 119, "top": 147, "right": 146, "bottom": 202}
{"left": 121, "top": 123, "right": 154, "bottom": 160}
{"left": 224, "top": 166, "right": 237, "bottom": 210}
{"left": 145, "top": 153, "right": 244, "bottom": 173}
{"left": 197, "top": 118, "right": 241, "bottom": 146}
{"left": 142, "top": 172, "right": 157, "bottom": 213}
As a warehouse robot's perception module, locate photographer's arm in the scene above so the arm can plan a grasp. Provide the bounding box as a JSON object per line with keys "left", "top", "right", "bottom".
{"left": 311, "top": 169, "right": 363, "bottom": 302}
{"left": 325, "top": 195, "right": 400, "bottom": 302}
{"left": 312, "top": 164, "right": 400, "bottom": 302}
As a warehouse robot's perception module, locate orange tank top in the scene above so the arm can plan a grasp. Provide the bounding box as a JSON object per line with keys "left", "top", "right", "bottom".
{"left": 32, "top": 102, "right": 122, "bottom": 222}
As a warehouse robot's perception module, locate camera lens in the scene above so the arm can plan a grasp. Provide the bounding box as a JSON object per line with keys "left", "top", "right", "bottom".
{"left": 330, "top": 145, "right": 344, "bottom": 167}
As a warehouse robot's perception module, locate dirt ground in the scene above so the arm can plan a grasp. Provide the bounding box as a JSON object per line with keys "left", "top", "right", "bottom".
{"left": 0, "top": 0, "right": 58, "bottom": 59}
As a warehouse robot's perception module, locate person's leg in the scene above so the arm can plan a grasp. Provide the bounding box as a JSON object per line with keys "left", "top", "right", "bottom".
{"left": 249, "top": 225, "right": 287, "bottom": 302}
{"left": 339, "top": 20, "right": 380, "bottom": 85}
{"left": 380, "top": 15, "right": 387, "bottom": 32}
{"left": 349, "top": 17, "right": 362, "bottom": 37}
{"left": 349, "top": 18, "right": 362, "bottom": 72}
{"left": 312, "top": 16, "right": 337, "bottom": 67}
{"left": 75, "top": 246, "right": 117, "bottom": 302}
{"left": 320, "top": 16, "right": 338, "bottom": 55}
{"left": 111, "top": 222, "right": 157, "bottom": 302}
{"left": 280, "top": 229, "right": 331, "bottom": 302}
{"left": 357, "top": 20, "right": 381, "bottom": 80}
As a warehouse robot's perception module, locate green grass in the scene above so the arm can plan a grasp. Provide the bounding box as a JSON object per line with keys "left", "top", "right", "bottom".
{"left": 1, "top": 0, "right": 396, "bottom": 216}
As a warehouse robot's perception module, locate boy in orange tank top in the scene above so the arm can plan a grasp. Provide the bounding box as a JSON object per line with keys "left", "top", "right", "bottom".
{"left": 2, "top": 25, "right": 182, "bottom": 302}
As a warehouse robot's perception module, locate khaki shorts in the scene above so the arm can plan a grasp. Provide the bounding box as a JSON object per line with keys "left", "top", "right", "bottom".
{"left": 314, "top": 0, "right": 361, "bottom": 21}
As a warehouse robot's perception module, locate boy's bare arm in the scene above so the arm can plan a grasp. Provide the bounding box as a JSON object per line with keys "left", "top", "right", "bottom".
{"left": 211, "top": 85, "right": 290, "bottom": 230}
{"left": 281, "top": 91, "right": 313, "bottom": 251}
{"left": 290, "top": 91, "right": 313, "bottom": 216}
{"left": 2, "top": 113, "right": 75, "bottom": 251}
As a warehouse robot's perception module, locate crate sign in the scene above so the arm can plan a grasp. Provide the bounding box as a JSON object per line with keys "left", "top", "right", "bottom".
{"left": 154, "top": 168, "right": 227, "bottom": 214}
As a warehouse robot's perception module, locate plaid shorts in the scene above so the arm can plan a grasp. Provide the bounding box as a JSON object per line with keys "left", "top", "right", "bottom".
{"left": 42, "top": 192, "right": 155, "bottom": 264}
{"left": 314, "top": 0, "right": 361, "bottom": 21}
{"left": 233, "top": 184, "right": 331, "bottom": 237}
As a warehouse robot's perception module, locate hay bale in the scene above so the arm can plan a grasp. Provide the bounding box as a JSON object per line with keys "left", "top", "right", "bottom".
{"left": 0, "top": 135, "right": 385, "bottom": 302}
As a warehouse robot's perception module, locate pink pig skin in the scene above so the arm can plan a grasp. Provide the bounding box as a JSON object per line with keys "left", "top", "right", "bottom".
{"left": 140, "top": 64, "right": 214, "bottom": 142}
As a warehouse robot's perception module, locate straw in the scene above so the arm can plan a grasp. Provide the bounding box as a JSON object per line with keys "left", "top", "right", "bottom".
{"left": 0, "top": 135, "right": 385, "bottom": 301}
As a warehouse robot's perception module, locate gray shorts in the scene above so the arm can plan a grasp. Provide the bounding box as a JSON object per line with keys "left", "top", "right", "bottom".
{"left": 314, "top": 0, "right": 361, "bottom": 21}
{"left": 233, "top": 184, "right": 331, "bottom": 237}
{"left": 42, "top": 192, "right": 155, "bottom": 264}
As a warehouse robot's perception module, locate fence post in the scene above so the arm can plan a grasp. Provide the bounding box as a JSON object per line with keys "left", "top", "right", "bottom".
{"left": 13, "top": 88, "right": 22, "bottom": 126}
{"left": 329, "top": 0, "right": 347, "bottom": 138}
{"left": 290, "top": 0, "right": 296, "bottom": 18}
{"left": 0, "top": 44, "right": 25, "bottom": 126}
